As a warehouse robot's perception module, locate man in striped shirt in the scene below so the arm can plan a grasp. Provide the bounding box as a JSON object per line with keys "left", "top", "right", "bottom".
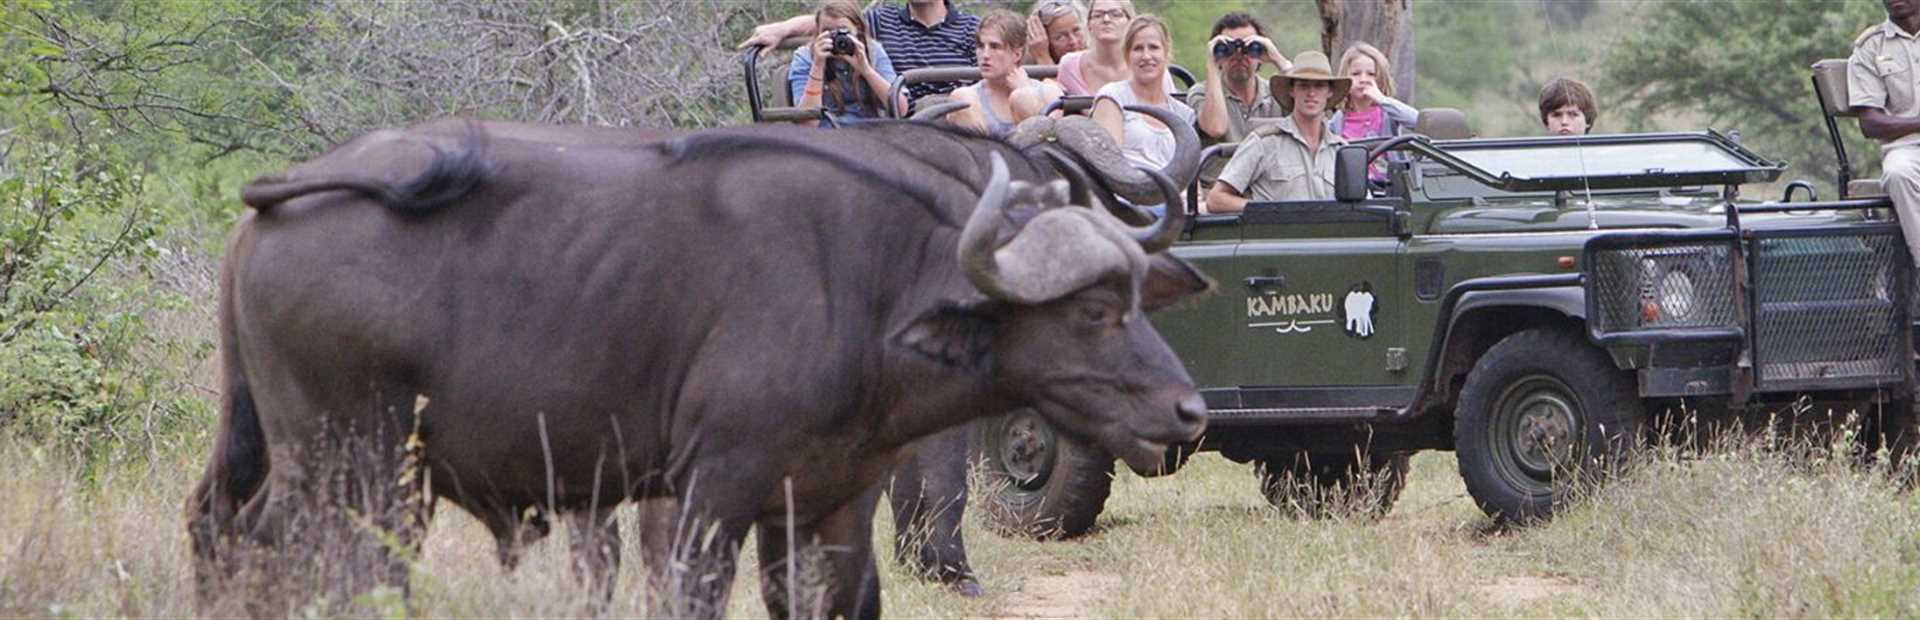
{"left": 741, "top": 0, "right": 981, "bottom": 104}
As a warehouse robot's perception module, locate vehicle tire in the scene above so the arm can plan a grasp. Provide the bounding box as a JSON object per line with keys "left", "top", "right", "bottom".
{"left": 1253, "top": 450, "right": 1410, "bottom": 519}
{"left": 1455, "top": 327, "right": 1646, "bottom": 524}
{"left": 972, "top": 408, "right": 1113, "bottom": 539}
{"left": 1868, "top": 397, "right": 1920, "bottom": 486}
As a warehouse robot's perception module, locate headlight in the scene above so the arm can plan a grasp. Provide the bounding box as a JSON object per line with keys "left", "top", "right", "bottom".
{"left": 1657, "top": 269, "right": 1697, "bottom": 320}
{"left": 1592, "top": 240, "right": 1734, "bottom": 335}
{"left": 1631, "top": 249, "right": 1723, "bottom": 327}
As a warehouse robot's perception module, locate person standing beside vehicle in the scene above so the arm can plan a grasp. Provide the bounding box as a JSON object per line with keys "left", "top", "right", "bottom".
{"left": 1205, "top": 51, "right": 1350, "bottom": 214}
{"left": 1539, "top": 77, "right": 1597, "bottom": 136}
{"left": 741, "top": 0, "right": 980, "bottom": 106}
{"left": 788, "top": 0, "right": 899, "bottom": 126}
{"left": 1852, "top": 0, "right": 1920, "bottom": 264}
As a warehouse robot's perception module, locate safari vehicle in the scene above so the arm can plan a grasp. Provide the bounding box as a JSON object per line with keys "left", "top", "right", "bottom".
{"left": 974, "top": 63, "right": 1920, "bottom": 528}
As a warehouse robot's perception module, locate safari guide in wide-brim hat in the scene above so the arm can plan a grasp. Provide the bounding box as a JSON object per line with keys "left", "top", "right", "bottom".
{"left": 1270, "top": 50, "right": 1350, "bottom": 113}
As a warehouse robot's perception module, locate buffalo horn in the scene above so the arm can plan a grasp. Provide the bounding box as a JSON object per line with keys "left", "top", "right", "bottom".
{"left": 1128, "top": 166, "right": 1185, "bottom": 253}
{"left": 910, "top": 100, "right": 973, "bottom": 122}
{"left": 1123, "top": 104, "right": 1202, "bottom": 194}
{"left": 958, "top": 153, "right": 1017, "bottom": 300}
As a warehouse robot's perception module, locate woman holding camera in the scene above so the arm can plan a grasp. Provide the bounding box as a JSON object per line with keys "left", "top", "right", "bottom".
{"left": 951, "top": 11, "right": 1061, "bottom": 137}
{"left": 787, "top": 0, "right": 899, "bottom": 126}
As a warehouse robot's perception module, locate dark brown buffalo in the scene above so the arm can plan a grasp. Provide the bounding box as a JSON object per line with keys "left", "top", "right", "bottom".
{"left": 189, "top": 118, "right": 1208, "bottom": 617}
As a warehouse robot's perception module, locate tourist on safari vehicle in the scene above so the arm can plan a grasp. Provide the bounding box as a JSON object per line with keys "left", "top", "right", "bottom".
{"left": 1852, "top": 0, "right": 1920, "bottom": 265}
{"left": 1331, "top": 42, "right": 1417, "bottom": 141}
{"left": 950, "top": 11, "right": 1062, "bottom": 137}
{"left": 1024, "top": 0, "right": 1086, "bottom": 65}
{"left": 1331, "top": 42, "right": 1416, "bottom": 182}
{"left": 1539, "top": 77, "right": 1597, "bottom": 136}
{"left": 1205, "top": 50, "right": 1349, "bottom": 213}
{"left": 1057, "top": 0, "right": 1173, "bottom": 97}
{"left": 1090, "top": 14, "right": 1194, "bottom": 216}
{"left": 742, "top": 0, "right": 980, "bottom": 104}
{"left": 788, "top": 0, "right": 899, "bottom": 126}
{"left": 1190, "top": 10, "right": 1287, "bottom": 191}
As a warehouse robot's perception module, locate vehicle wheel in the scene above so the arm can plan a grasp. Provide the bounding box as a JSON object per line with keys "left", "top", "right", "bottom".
{"left": 1254, "top": 451, "right": 1410, "bottom": 519}
{"left": 972, "top": 409, "right": 1113, "bottom": 539}
{"left": 1868, "top": 397, "right": 1920, "bottom": 485}
{"left": 1455, "top": 328, "right": 1646, "bottom": 524}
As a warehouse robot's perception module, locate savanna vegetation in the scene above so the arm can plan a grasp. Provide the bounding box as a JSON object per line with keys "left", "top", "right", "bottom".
{"left": 2, "top": 0, "right": 1916, "bottom": 616}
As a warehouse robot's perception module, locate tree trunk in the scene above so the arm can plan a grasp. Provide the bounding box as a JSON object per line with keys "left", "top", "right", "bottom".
{"left": 1316, "top": 0, "right": 1416, "bottom": 104}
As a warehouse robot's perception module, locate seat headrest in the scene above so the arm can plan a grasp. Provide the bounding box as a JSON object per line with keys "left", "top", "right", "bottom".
{"left": 1414, "top": 108, "right": 1472, "bottom": 140}
{"left": 1811, "top": 59, "right": 1854, "bottom": 117}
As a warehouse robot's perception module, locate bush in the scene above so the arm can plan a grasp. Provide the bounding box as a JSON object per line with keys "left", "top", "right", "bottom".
{"left": 0, "top": 131, "right": 213, "bottom": 460}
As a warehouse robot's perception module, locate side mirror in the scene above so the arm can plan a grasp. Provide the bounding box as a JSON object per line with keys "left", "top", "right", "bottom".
{"left": 1334, "top": 145, "right": 1370, "bottom": 203}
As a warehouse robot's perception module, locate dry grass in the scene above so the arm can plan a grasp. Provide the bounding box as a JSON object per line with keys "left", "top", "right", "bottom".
{"left": 3, "top": 426, "right": 1917, "bottom": 617}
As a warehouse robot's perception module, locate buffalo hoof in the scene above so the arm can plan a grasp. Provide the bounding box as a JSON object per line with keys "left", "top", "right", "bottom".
{"left": 951, "top": 576, "right": 985, "bottom": 598}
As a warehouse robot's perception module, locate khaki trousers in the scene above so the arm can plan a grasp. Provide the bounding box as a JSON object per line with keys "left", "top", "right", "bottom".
{"left": 1885, "top": 145, "right": 1920, "bottom": 265}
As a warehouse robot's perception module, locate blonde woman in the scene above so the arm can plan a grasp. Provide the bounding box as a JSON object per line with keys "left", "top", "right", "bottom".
{"left": 1090, "top": 15, "right": 1195, "bottom": 215}
{"left": 1329, "top": 42, "right": 1417, "bottom": 140}
{"left": 1057, "top": 0, "right": 1169, "bottom": 96}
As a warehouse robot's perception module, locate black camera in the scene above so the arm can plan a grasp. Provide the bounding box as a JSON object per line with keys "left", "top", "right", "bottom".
{"left": 830, "top": 28, "right": 858, "bottom": 57}
{"left": 1212, "top": 38, "right": 1265, "bottom": 60}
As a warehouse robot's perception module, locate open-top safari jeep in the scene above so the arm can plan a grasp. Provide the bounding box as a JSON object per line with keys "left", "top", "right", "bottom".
{"left": 974, "top": 60, "right": 1920, "bottom": 529}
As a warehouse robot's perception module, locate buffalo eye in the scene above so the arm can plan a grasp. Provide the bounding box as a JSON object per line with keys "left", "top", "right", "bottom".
{"left": 1078, "top": 303, "right": 1112, "bottom": 326}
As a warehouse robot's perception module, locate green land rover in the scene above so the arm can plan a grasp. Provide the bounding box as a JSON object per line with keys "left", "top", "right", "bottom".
{"left": 975, "top": 61, "right": 1920, "bottom": 528}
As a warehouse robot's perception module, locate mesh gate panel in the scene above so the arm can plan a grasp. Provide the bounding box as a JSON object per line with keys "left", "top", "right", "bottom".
{"left": 1751, "top": 232, "right": 1904, "bottom": 384}
{"left": 1590, "top": 242, "right": 1737, "bottom": 334}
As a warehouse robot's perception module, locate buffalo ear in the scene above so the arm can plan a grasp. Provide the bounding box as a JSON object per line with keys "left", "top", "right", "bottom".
{"left": 895, "top": 300, "right": 1006, "bottom": 369}
{"left": 1141, "top": 254, "right": 1215, "bottom": 313}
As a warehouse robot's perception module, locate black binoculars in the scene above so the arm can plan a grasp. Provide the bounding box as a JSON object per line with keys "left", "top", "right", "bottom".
{"left": 1212, "top": 38, "right": 1264, "bottom": 60}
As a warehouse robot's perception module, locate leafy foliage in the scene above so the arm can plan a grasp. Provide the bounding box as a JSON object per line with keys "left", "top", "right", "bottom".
{"left": 0, "top": 130, "right": 208, "bottom": 459}
{"left": 1606, "top": 0, "right": 1885, "bottom": 192}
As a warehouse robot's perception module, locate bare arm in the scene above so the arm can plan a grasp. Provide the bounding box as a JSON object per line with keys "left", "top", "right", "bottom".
{"left": 1858, "top": 107, "right": 1920, "bottom": 142}
{"left": 1195, "top": 36, "right": 1233, "bottom": 140}
{"left": 737, "top": 14, "right": 819, "bottom": 54}
{"left": 1206, "top": 180, "right": 1248, "bottom": 214}
{"left": 1091, "top": 95, "right": 1125, "bottom": 144}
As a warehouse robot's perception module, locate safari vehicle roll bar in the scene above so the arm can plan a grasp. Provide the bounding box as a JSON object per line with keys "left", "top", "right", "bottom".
{"left": 743, "top": 36, "right": 836, "bottom": 124}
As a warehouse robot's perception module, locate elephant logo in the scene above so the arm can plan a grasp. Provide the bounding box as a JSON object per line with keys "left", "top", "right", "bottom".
{"left": 1341, "top": 282, "right": 1377, "bottom": 339}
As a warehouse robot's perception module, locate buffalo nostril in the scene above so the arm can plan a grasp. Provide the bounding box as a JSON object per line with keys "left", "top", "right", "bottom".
{"left": 1176, "top": 393, "right": 1207, "bottom": 426}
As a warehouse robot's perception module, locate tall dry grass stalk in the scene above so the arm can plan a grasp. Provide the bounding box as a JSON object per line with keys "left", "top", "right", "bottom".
{"left": 5, "top": 409, "right": 1916, "bottom": 617}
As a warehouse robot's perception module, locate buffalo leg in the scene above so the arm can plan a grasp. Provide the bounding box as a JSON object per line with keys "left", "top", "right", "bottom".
{"left": 234, "top": 379, "right": 428, "bottom": 612}
{"left": 757, "top": 485, "right": 884, "bottom": 620}
{"left": 566, "top": 505, "right": 622, "bottom": 605}
{"left": 887, "top": 424, "right": 981, "bottom": 596}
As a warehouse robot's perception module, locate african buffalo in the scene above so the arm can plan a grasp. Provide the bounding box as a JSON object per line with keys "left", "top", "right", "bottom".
{"left": 189, "top": 116, "right": 1209, "bottom": 617}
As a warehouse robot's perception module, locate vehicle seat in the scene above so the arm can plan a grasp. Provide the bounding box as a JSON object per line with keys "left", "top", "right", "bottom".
{"left": 1812, "top": 59, "right": 1855, "bottom": 118}
{"left": 1413, "top": 108, "right": 1472, "bottom": 140}
{"left": 1812, "top": 58, "right": 1885, "bottom": 196}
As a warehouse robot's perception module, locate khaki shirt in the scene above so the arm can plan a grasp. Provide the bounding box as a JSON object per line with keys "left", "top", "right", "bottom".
{"left": 1186, "top": 78, "right": 1283, "bottom": 143}
{"left": 1188, "top": 79, "right": 1283, "bottom": 182}
{"left": 1850, "top": 19, "right": 1920, "bottom": 149}
{"left": 1216, "top": 116, "right": 1347, "bottom": 203}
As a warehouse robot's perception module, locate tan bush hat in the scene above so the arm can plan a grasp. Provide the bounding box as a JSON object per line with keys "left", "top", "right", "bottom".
{"left": 1270, "top": 50, "right": 1351, "bottom": 111}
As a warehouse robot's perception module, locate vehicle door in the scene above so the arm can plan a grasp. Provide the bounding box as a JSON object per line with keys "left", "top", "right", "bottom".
{"left": 1218, "top": 199, "right": 1408, "bottom": 399}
